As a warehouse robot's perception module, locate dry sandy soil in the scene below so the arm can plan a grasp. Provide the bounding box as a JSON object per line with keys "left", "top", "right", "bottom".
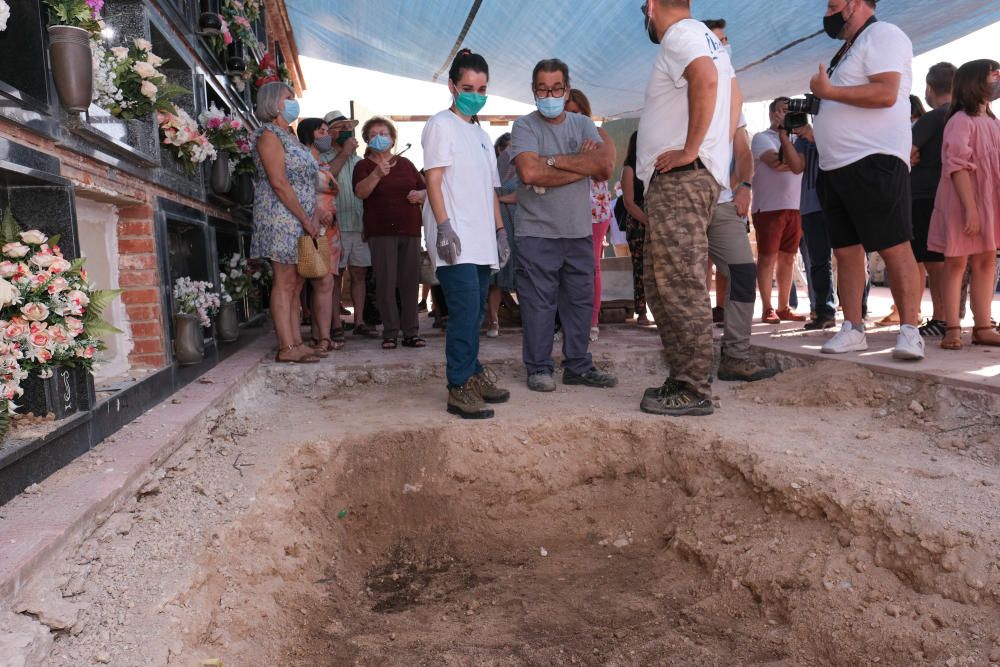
{"left": 7, "top": 355, "right": 1000, "bottom": 666}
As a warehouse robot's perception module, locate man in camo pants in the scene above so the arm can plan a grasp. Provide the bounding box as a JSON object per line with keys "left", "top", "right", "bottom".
{"left": 636, "top": 0, "right": 741, "bottom": 416}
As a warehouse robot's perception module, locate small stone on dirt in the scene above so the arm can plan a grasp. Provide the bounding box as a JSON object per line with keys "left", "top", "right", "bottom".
{"left": 539, "top": 547, "right": 548, "bottom": 557}
{"left": 721, "top": 534, "right": 737, "bottom": 545}
{"left": 855, "top": 432, "right": 872, "bottom": 441}
{"left": 908, "top": 400, "right": 924, "bottom": 415}
{"left": 23, "top": 484, "right": 41, "bottom": 495}
{"left": 886, "top": 604, "right": 902, "bottom": 618}
{"left": 96, "top": 654, "right": 111, "bottom": 664}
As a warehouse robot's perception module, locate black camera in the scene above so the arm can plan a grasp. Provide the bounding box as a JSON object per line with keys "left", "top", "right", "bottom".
{"left": 783, "top": 94, "right": 821, "bottom": 132}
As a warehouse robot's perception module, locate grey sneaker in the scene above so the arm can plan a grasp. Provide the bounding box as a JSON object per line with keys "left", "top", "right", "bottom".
{"left": 469, "top": 367, "right": 510, "bottom": 404}
{"left": 527, "top": 372, "right": 556, "bottom": 392}
{"left": 640, "top": 382, "right": 714, "bottom": 417}
{"left": 447, "top": 382, "right": 494, "bottom": 419}
{"left": 563, "top": 367, "right": 618, "bottom": 388}
{"left": 716, "top": 356, "right": 780, "bottom": 383}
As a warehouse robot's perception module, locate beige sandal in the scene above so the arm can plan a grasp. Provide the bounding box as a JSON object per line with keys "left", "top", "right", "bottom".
{"left": 941, "top": 327, "right": 963, "bottom": 351}
{"left": 971, "top": 326, "right": 1000, "bottom": 347}
{"left": 275, "top": 345, "right": 321, "bottom": 364}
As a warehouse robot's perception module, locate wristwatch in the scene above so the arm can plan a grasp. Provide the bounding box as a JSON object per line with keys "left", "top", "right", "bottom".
{"left": 546, "top": 156, "right": 557, "bottom": 168}
{"left": 736, "top": 182, "right": 752, "bottom": 192}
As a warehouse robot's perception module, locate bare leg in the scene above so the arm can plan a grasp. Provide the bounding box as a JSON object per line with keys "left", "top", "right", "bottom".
{"left": 941, "top": 255, "right": 968, "bottom": 347}
{"left": 756, "top": 253, "right": 778, "bottom": 314}
{"left": 834, "top": 244, "right": 867, "bottom": 326}
{"left": 970, "top": 251, "right": 1000, "bottom": 335}
{"left": 775, "top": 252, "right": 796, "bottom": 312}
{"left": 925, "top": 262, "right": 945, "bottom": 322}
{"left": 487, "top": 285, "right": 501, "bottom": 329}
{"left": 290, "top": 274, "right": 305, "bottom": 346}
{"left": 879, "top": 242, "right": 921, "bottom": 326}
{"left": 310, "top": 274, "right": 334, "bottom": 344}
{"left": 716, "top": 274, "right": 729, "bottom": 309}
{"left": 349, "top": 265, "right": 366, "bottom": 326}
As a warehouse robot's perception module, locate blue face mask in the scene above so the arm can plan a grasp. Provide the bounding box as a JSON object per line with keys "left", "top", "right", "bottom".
{"left": 281, "top": 99, "right": 300, "bottom": 124}
{"left": 369, "top": 134, "right": 392, "bottom": 153}
{"left": 536, "top": 96, "right": 565, "bottom": 119}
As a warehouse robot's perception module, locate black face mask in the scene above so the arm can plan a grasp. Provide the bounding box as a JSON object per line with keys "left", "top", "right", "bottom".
{"left": 335, "top": 130, "right": 354, "bottom": 145}
{"left": 823, "top": 5, "right": 849, "bottom": 40}
{"left": 644, "top": 9, "right": 660, "bottom": 44}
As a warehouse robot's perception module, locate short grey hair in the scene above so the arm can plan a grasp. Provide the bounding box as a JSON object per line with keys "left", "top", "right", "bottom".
{"left": 254, "top": 82, "right": 294, "bottom": 122}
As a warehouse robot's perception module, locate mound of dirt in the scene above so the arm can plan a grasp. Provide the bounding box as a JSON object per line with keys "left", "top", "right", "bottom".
{"left": 735, "top": 361, "right": 890, "bottom": 408}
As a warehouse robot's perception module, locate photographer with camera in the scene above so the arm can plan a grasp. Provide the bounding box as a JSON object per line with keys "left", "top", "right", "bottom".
{"left": 752, "top": 97, "right": 806, "bottom": 324}
{"left": 809, "top": 0, "right": 924, "bottom": 361}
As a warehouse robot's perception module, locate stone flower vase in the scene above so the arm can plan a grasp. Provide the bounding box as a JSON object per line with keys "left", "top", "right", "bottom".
{"left": 216, "top": 301, "right": 240, "bottom": 342}
{"left": 210, "top": 151, "right": 232, "bottom": 194}
{"left": 47, "top": 25, "right": 94, "bottom": 113}
{"left": 173, "top": 313, "right": 205, "bottom": 366}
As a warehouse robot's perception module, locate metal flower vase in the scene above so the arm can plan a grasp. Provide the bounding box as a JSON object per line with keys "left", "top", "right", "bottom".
{"left": 216, "top": 301, "right": 240, "bottom": 342}
{"left": 47, "top": 26, "right": 94, "bottom": 113}
{"left": 210, "top": 151, "right": 232, "bottom": 194}
{"left": 173, "top": 313, "right": 205, "bottom": 366}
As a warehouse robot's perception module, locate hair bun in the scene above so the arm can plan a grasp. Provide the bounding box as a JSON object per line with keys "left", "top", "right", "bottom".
{"left": 458, "top": 48, "right": 473, "bottom": 57}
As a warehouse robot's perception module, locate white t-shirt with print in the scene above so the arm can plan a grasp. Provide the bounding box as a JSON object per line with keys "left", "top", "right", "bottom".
{"left": 421, "top": 109, "right": 501, "bottom": 270}
{"left": 750, "top": 129, "right": 804, "bottom": 213}
{"left": 637, "top": 18, "right": 734, "bottom": 190}
{"left": 813, "top": 21, "right": 913, "bottom": 171}
{"left": 718, "top": 112, "right": 748, "bottom": 205}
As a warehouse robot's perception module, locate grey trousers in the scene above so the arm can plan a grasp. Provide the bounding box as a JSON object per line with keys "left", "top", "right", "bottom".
{"left": 708, "top": 202, "right": 756, "bottom": 361}
{"left": 368, "top": 235, "right": 421, "bottom": 340}
{"left": 515, "top": 235, "right": 594, "bottom": 376}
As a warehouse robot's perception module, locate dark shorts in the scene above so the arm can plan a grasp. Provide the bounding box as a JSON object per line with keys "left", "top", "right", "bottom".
{"left": 911, "top": 198, "right": 944, "bottom": 263}
{"left": 753, "top": 209, "right": 803, "bottom": 255}
{"left": 817, "top": 154, "right": 912, "bottom": 252}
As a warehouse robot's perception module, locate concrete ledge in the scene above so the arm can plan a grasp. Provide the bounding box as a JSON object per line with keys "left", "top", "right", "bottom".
{"left": 0, "top": 337, "right": 273, "bottom": 602}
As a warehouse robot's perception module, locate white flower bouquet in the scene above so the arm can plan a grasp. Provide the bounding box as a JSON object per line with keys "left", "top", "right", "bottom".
{"left": 93, "top": 38, "right": 187, "bottom": 120}
{"left": 173, "top": 277, "right": 222, "bottom": 328}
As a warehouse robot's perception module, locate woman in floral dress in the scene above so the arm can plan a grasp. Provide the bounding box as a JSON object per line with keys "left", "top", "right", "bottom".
{"left": 251, "top": 81, "right": 323, "bottom": 363}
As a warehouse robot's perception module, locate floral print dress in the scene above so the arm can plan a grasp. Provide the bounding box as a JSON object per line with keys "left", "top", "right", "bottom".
{"left": 251, "top": 123, "right": 318, "bottom": 264}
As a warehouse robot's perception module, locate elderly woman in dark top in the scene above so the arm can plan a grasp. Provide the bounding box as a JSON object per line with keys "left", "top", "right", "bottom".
{"left": 251, "top": 81, "right": 325, "bottom": 363}
{"left": 353, "top": 116, "right": 428, "bottom": 350}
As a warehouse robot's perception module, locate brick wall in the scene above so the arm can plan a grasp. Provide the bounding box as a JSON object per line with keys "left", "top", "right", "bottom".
{"left": 116, "top": 205, "right": 167, "bottom": 368}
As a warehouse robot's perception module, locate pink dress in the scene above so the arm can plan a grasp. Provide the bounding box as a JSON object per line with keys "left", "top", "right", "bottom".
{"left": 927, "top": 112, "right": 1000, "bottom": 257}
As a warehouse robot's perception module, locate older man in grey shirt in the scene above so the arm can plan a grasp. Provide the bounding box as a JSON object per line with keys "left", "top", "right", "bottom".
{"left": 511, "top": 59, "right": 617, "bottom": 392}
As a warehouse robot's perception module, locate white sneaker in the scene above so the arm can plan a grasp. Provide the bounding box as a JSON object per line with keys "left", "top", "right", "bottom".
{"left": 893, "top": 324, "right": 925, "bottom": 361}
{"left": 589, "top": 326, "right": 599, "bottom": 342}
{"left": 821, "top": 323, "right": 868, "bottom": 354}
{"left": 485, "top": 322, "right": 499, "bottom": 338}
{"left": 554, "top": 331, "right": 563, "bottom": 343}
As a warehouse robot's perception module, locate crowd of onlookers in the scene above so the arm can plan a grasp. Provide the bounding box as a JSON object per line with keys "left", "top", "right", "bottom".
{"left": 246, "top": 0, "right": 1000, "bottom": 419}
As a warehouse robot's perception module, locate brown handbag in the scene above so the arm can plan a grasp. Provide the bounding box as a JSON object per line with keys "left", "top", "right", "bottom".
{"left": 297, "top": 234, "right": 330, "bottom": 278}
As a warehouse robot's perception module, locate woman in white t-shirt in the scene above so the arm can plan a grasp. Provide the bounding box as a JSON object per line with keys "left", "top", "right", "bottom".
{"left": 422, "top": 48, "right": 511, "bottom": 420}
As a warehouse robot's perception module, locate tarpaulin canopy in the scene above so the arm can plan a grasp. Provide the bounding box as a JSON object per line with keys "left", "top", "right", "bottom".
{"left": 288, "top": 1, "right": 1000, "bottom": 118}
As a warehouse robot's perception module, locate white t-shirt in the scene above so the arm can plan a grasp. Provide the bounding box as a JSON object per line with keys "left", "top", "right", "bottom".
{"left": 718, "top": 112, "right": 748, "bottom": 204}
{"left": 421, "top": 109, "right": 500, "bottom": 270}
{"left": 750, "top": 129, "right": 804, "bottom": 213}
{"left": 813, "top": 21, "right": 913, "bottom": 171}
{"left": 637, "top": 18, "right": 734, "bottom": 190}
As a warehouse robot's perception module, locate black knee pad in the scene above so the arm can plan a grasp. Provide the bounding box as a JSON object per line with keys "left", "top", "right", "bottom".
{"left": 728, "top": 263, "right": 756, "bottom": 303}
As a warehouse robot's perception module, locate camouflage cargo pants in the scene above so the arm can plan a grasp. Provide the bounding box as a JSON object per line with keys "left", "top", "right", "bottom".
{"left": 643, "top": 169, "right": 720, "bottom": 399}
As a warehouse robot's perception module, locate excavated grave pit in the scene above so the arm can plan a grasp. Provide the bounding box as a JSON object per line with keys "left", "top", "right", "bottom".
{"left": 180, "top": 416, "right": 1000, "bottom": 666}
{"left": 21, "top": 360, "right": 1000, "bottom": 666}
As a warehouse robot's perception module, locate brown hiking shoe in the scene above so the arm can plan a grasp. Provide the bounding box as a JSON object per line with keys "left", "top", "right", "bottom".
{"left": 716, "top": 356, "right": 780, "bottom": 383}
{"left": 469, "top": 368, "right": 510, "bottom": 404}
{"left": 447, "top": 382, "right": 494, "bottom": 419}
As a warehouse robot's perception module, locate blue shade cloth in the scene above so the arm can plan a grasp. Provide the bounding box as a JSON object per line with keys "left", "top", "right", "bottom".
{"left": 288, "top": 1, "right": 1000, "bottom": 116}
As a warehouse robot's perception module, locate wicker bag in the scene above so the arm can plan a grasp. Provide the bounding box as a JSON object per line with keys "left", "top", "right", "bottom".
{"left": 297, "top": 234, "right": 330, "bottom": 278}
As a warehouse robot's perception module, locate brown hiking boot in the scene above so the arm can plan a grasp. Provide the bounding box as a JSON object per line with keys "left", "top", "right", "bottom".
{"left": 469, "top": 368, "right": 510, "bottom": 404}
{"left": 447, "top": 382, "right": 494, "bottom": 419}
{"left": 716, "top": 356, "right": 780, "bottom": 383}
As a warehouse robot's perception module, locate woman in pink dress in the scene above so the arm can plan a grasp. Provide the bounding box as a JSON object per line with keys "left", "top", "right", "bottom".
{"left": 927, "top": 59, "right": 1000, "bottom": 350}
{"left": 566, "top": 89, "right": 617, "bottom": 342}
